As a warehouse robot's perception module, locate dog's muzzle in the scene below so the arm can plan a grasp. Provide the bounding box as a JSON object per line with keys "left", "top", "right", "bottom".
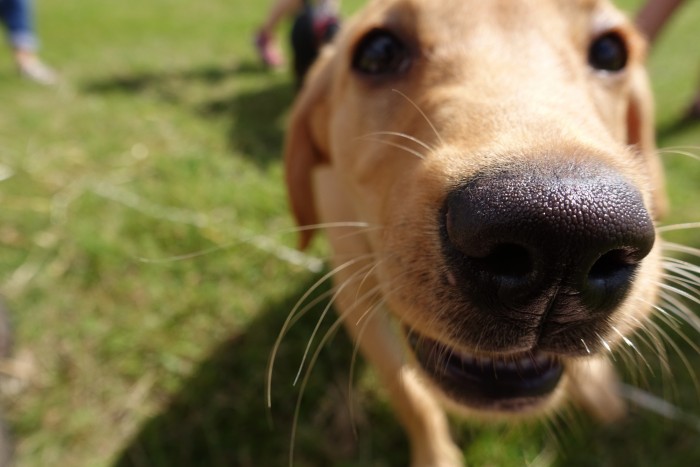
{"left": 410, "top": 161, "right": 655, "bottom": 410}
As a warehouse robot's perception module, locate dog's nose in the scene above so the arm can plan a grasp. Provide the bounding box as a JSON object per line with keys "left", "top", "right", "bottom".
{"left": 442, "top": 163, "right": 655, "bottom": 318}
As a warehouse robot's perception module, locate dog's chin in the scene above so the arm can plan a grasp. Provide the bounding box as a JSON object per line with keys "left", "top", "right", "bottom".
{"left": 406, "top": 330, "right": 564, "bottom": 413}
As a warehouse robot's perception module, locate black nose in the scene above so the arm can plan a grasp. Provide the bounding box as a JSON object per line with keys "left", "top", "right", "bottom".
{"left": 442, "top": 163, "right": 655, "bottom": 318}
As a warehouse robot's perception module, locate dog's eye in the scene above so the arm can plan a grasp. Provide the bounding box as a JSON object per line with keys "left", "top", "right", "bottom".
{"left": 352, "top": 29, "right": 409, "bottom": 75}
{"left": 588, "top": 32, "right": 628, "bottom": 72}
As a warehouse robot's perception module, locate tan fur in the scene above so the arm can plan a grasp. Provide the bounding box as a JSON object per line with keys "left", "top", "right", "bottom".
{"left": 284, "top": 1, "right": 665, "bottom": 465}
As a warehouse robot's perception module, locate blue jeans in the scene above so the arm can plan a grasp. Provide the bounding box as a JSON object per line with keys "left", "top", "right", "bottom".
{"left": 0, "top": 0, "right": 36, "bottom": 51}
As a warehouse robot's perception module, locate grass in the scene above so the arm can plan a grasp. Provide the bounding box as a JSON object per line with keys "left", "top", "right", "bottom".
{"left": 0, "top": 0, "right": 699, "bottom": 466}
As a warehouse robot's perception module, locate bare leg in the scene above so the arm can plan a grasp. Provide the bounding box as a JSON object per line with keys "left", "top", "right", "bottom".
{"left": 254, "top": 0, "right": 304, "bottom": 68}
{"left": 636, "top": 0, "right": 700, "bottom": 121}
{"left": 635, "top": 0, "right": 685, "bottom": 43}
{"left": 259, "top": 0, "right": 303, "bottom": 34}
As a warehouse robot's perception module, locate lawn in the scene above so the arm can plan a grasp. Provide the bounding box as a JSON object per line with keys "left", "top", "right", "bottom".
{"left": 0, "top": 0, "right": 699, "bottom": 466}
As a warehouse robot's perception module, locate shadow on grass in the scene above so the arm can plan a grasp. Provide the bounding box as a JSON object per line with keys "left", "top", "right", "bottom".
{"left": 83, "top": 60, "right": 295, "bottom": 167}
{"left": 109, "top": 268, "right": 700, "bottom": 466}
{"left": 197, "top": 79, "right": 294, "bottom": 167}
{"left": 657, "top": 113, "right": 700, "bottom": 142}
{"left": 111, "top": 274, "right": 410, "bottom": 467}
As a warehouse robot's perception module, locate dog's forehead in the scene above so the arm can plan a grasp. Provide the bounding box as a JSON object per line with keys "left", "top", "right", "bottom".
{"left": 329, "top": 0, "right": 640, "bottom": 110}
{"left": 345, "top": 0, "right": 624, "bottom": 46}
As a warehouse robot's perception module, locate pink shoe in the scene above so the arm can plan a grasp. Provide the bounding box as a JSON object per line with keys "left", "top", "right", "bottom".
{"left": 254, "top": 31, "right": 284, "bottom": 69}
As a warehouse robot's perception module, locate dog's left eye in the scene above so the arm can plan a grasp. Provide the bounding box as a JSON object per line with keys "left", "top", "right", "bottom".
{"left": 588, "top": 32, "right": 628, "bottom": 72}
{"left": 352, "top": 29, "right": 409, "bottom": 75}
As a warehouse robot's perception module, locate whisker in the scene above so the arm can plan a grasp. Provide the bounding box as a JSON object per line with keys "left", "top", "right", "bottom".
{"left": 354, "top": 284, "right": 387, "bottom": 327}
{"left": 661, "top": 269, "right": 700, "bottom": 299}
{"left": 284, "top": 221, "right": 375, "bottom": 233}
{"left": 360, "top": 130, "right": 434, "bottom": 152}
{"left": 285, "top": 288, "right": 338, "bottom": 331}
{"left": 662, "top": 242, "right": 700, "bottom": 258}
{"left": 643, "top": 314, "right": 699, "bottom": 399}
{"left": 579, "top": 338, "right": 591, "bottom": 354}
{"left": 656, "top": 293, "right": 700, "bottom": 354}
{"left": 657, "top": 146, "right": 700, "bottom": 162}
{"left": 391, "top": 88, "right": 444, "bottom": 147}
{"left": 293, "top": 261, "right": 378, "bottom": 386}
{"left": 355, "top": 136, "right": 427, "bottom": 160}
{"left": 136, "top": 221, "right": 373, "bottom": 267}
{"left": 630, "top": 317, "right": 664, "bottom": 372}
{"left": 611, "top": 325, "right": 653, "bottom": 379}
{"left": 289, "top": 281, "right": 390, "bottom": 467}
{"left": 136, "top": 241, "right": 239, "bottom": 263}
{"left": 595, "top": 333, "right": 614, "bottom": 360}
{"left": 665, "top": 262, "right": 700, "bottom": 280}
{"left": 664, "top": 271, "right": 700, "bottom": 308}
{"left": 663, "top": 257, "right": 700, "bottom": 278}
{"left": 657, "top": 145, "right": 700, "bottom": 151}
{"left": 658, "top": 279, "right": 700, "bottom": 333}
{"left": 540, "top": 413, "right": 566, "bottom": 457}
{"left": 636, "top": 316, "right": 680, "bottom": 401}
{"left": 641, "top": 288, "right": 700, "bottom": 359}
{"left": 266, "top": 254, "right": 375, "bottom": 407}
{"left": 348, "top": 298, "right": 386, "bottom": 438}
{"left": 624, "top": 314, "right": 667, "bottom": 382}
{"left": 337, "top": 225, "right": 386, "bottom": 243}
{"left": 628, "top": 300, "right": 693, "bottom": 395}
{"left": 658, "top": 223, "right": 700, "bottom": 233}
{"left": 353, "top": 262, "right": 381, "bottom": 306}
{"left": 289, "top": 310, "right": 349, "bottom": 467}
{"left": 657, "top": 278, "right": 700, "bottom": 308}
{"left": 619, "top": 383, "right": 700, "bottom": 433}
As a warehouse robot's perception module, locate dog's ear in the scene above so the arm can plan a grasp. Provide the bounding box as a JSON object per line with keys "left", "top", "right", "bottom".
{"left": 284, "top": 48, "right": 335, "bottom": 249}
{"left": 626, "top": 60, "right": 668, "bottom": 220}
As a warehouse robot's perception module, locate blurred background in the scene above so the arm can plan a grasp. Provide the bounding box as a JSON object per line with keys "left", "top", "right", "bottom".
{"left": 0, "top": 0, "right": 698, "bottom": 465}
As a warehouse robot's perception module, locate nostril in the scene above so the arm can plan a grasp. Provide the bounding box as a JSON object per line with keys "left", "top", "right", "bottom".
{"left": 475, "top": 244, "right": 533, "bottom": 279}
{"left": 583, "top": 247, "right": 643, "bottom": 310}
{"left": 587, "top": 248, "right": 638, "bottom": 283}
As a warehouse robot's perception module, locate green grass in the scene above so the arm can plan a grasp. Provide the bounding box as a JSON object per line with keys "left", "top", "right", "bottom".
{"left": 0, "top": 0, "right": 699, "bottom": 466}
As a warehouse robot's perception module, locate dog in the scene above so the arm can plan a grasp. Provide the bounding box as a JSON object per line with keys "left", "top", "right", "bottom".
{"left": 283, "top": 0, "right": 668, "bottom": 464}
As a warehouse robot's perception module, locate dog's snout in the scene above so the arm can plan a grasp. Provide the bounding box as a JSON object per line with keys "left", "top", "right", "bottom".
{"left": 442, "top": 163, "right": 655, "bottom": 321}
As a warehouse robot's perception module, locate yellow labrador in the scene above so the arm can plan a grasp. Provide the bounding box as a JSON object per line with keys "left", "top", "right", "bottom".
{"left": 284, "top": 0, "right": 666, "bottom": 464}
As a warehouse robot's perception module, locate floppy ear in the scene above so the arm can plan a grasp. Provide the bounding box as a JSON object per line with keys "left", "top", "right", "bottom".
{"left": 626, "top": 62, "right": 667, "bottom": 220}
{"left": 284, "top": 48, "right": 335, "bottom": 250}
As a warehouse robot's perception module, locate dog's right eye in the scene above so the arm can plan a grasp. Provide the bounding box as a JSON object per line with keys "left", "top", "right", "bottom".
{"left": 352, "top": 29, "right": 409, "bottom": 75}
{"left": 588, "top": 32, "right": 628, "bottom": 72}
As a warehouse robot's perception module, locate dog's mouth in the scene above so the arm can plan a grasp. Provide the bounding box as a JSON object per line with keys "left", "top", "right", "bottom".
{"left": 407, "top": 330, "right": 564, "bottom": 412}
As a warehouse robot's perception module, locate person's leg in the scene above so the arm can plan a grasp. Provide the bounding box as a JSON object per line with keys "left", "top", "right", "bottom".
{"left": 636, "top": 0, "right": 699, "bottom": 121}
{"left": 0, "top": 0, "right": 36, "bottom": 49}
{"left": 259, "top": 0, "right": 303, "bottom": 35}
{"left": 636, "top": 0, "right": 685, "bottom": 43}
{"left": 0, "top": 0, "right": 56, "bottom": 84}
{"left": 254, "top": 0, "right": 304, "bottom": 68}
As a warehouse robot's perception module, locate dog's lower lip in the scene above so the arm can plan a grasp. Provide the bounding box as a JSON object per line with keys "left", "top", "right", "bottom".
{"left": 407, "top": 331, "right": 563, "bottom": 410}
